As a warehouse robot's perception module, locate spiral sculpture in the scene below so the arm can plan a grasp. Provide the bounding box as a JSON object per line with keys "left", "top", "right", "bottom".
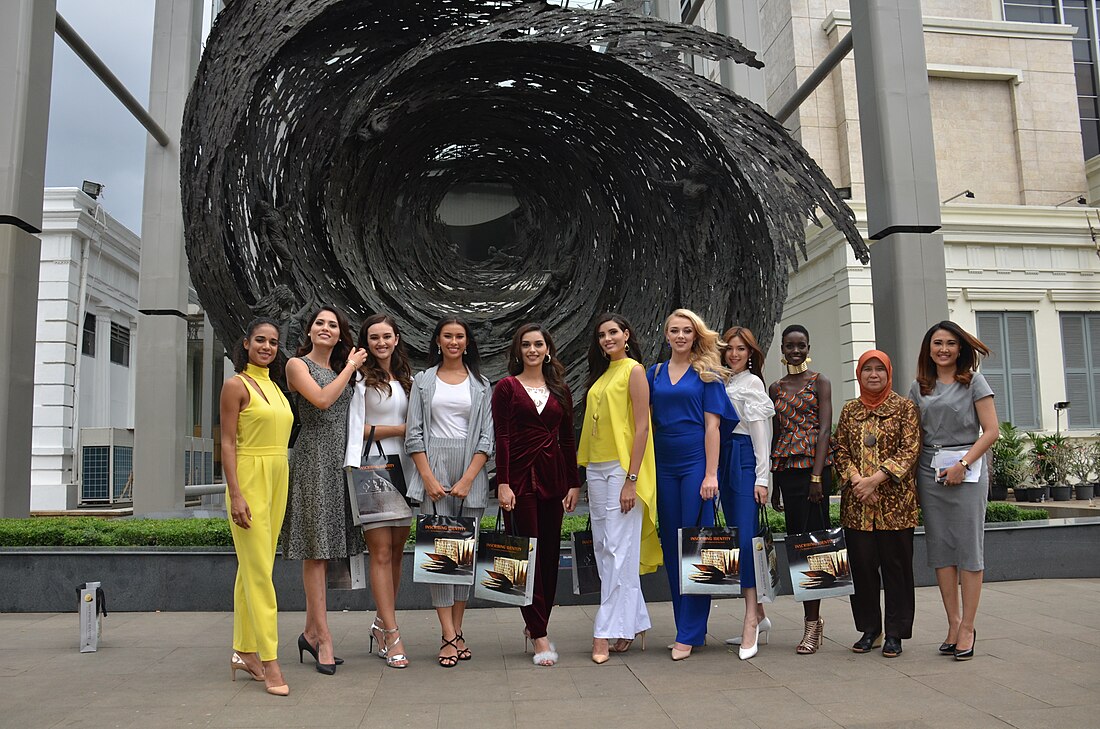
{"left": 181, "top": 0, "right": 867, "bottom": 393}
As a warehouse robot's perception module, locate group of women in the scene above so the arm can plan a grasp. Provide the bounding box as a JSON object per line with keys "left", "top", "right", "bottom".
{"left": 222, "top": 305, "right": 997, "bottom": 697}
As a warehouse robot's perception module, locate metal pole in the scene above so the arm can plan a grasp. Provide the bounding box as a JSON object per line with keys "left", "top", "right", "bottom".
{"left": 775, "top": 32, "right": 854, "bottom": 124}
{"left": 54, "top": 13, "right": 170, "bottom": 147}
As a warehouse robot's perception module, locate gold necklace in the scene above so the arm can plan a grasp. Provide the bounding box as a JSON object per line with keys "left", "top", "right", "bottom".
{"left": 782, "top": 357, "right": 811, "bottom": 375}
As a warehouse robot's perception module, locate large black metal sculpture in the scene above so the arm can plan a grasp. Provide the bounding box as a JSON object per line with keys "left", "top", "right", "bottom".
{"left": 182, "top": 0, "right": 868, "bottom": 392}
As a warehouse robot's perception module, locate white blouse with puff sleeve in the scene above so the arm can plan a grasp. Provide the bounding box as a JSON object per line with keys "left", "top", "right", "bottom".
{"left": 725, "top": 370, "right": 776, "bottom": 487}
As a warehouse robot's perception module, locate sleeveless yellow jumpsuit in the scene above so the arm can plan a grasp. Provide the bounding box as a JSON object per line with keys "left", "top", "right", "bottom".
{"left": 228, "top": 363, "right": 293, "bottom": 661}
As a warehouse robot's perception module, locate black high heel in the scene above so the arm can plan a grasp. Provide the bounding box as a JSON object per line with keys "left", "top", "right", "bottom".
{"left": 938, "top": 642, "right": 957, "bottom": 654}
{"left": 954, "top": 630, "right": 976, "bottom": 661}
{"left": 297, "top": 633, "right": 338, "bottom": 674}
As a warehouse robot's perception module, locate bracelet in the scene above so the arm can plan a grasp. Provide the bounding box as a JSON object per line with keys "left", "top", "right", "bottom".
{"left": 809, "top": 474, "right": 823, "bottom": 484}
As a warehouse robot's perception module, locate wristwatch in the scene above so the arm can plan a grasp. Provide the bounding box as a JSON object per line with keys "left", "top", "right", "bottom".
{"left": 809, "top": 474, "right": 823, "bottom": 484}
{"left": 627, "top": 473, "right": 639, "bottom": 482}
{"left": 959, "top": 458, "right": 971, "bottom": 471}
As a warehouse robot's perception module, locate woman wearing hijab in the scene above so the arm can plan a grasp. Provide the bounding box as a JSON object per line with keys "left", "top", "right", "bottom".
{"left": 833, "top": 350, "right": 921, "bottom": 658}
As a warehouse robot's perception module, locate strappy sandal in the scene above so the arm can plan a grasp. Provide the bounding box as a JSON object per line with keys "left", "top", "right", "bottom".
{"left": 454, "top": 631, "right": 472, "bottom": 661}
{"left": 379, "top": 627, "right": 409, "bottom": 669}
{"left": 796, "top": 618, "right": 824, "bottom": 655}
{"left": 438, "top": 635, "right": 460, "bottom": 668}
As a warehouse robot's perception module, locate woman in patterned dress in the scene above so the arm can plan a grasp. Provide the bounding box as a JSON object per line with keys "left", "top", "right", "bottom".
{"left": 769, "top": 323, "right": 832, "bottom": 654}
{"left": 282, "top": 306, "right": 368, "bottom": 674}
{"left": 834, "top": 350, "right": 920, "bottom": 658}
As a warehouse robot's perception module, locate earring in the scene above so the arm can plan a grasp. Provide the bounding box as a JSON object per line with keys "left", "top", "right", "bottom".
{"left": 624, "top": 342, "right": 630, "bottom": 352}
{"left": 545, "top": 354, "right": 552, "bottom": 363}
{"left": 463, "top": 348, "right": 468, "bottom": 355}
{"left": 748, "top": 357, "right": 753, "bottom": 368}
{"left": 437, "top": 346, "right": 442, "bottom": 354}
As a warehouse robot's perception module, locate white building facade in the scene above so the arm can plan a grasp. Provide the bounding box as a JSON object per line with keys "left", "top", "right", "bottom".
{"left": 32, "top": 188, "right": 219, "bottom": 511}
{"left": 32, "top": 188, "right": 139, "bottom": 509}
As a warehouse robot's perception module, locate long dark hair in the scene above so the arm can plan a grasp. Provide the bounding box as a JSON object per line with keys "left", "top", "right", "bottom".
{"left": 295, "top": 304, "right": 353, "bottom": 371}
{"left": 585, "top": 312, "right": 643, "bottom": 389}
{"left": 427, "top": 316, "right": 484, "bottom": 383}
{"left": 232, "top": 316, "right": 284, "bottom": 378}
{"left": 916, "top": 320, "right": 991, "bottom": 395}
{"left": 357, "top": 313, "right": 413, "bottom": 396}
{"left": 507, "top": 323, "right": 570, "bottom": 409}
{"left": 722, "top": 325, "right": 766, "bottom": 380}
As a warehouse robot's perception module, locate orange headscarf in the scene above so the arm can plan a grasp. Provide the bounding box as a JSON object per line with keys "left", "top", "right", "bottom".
{"left": 857, "top": 349, "right": 892, "bottom": 411}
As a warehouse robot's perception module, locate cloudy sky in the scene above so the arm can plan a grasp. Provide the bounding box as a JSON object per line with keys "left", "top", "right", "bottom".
{"left": 44, "top": 1, "right": 215, "bottom": 234}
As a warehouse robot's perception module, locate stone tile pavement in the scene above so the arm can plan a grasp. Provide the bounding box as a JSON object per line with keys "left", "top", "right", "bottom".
{"left": 2, "top": 579, "right": 1098, "bottom": 728}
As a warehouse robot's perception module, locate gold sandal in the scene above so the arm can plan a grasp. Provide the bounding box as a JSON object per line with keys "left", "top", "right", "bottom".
{"left": 796, "top": 618, "right": 824, "bottom": 655}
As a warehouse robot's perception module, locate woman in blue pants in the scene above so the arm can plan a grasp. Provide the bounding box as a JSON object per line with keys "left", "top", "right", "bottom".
{"left": 717, "top": 326, "right": 775, "bottom": 660}
{"left": 649, "top": 309, "right": 738, "bottom": 661}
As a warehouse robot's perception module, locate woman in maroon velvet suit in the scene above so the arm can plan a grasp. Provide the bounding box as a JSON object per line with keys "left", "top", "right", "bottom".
{"left": 492, "top": 323, "right": 581, "bottom": 667}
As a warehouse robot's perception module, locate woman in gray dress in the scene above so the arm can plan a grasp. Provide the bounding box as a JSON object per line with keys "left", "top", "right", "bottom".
{"left": 908, "top": 321, "right": 998, "bottom": 661}
{"left": 282, "top": 306, "right": 368, "bottom": 674}
{"left": 406, "top": 317, "right": 494, "bottom": 668}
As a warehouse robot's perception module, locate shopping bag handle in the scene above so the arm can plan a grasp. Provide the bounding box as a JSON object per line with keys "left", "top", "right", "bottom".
{"left": 427, "top": 496, "right": 467, "bottom": 516}
{"left": 360, "top": 425, "right": 386, "bottom": 463}
{"left": 493, "top": 506, "right": 520, "bottom": 537}
{"left": 693, "top": 497, "right": 721, "bottom": 528}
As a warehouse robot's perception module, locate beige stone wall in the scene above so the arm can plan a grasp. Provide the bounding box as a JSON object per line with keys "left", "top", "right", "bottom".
{"left": 930, "top": 77, "right": 1022, "bottom": 205}
{"left": 751, "top": 1, "right": 1085, "bottom": 206}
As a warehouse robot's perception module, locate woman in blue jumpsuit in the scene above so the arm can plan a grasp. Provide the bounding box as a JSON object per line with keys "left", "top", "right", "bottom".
{"left": 649, "top": 309, "right": 738, "bottom": 661}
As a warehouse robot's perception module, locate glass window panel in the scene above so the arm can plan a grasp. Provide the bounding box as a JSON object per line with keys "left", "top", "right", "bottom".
{"left": 1076, "top": 63, "right": 1097, "bottom": 95}
{"left": 1074, "top": 38, "right": 1094, "bottom": 61}
{"left": 1082, "top": 118, "right": 1100, "bottom": 158}
{"left": 1065, "top": 9, "right": 1091, "bottom": 39}
{"left": 81, "top": 313, "right": 95, "bottom": 357}
{"left": 1080, "top": 96, "right": 1100, "bottom": 120}
{"left": 1003, "top": 5, "right": 1058, "bottom": 24}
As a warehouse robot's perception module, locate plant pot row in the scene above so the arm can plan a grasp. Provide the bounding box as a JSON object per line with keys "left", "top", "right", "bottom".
{"left": 1011, "top": 483, "right": 1097, "bottom": 502}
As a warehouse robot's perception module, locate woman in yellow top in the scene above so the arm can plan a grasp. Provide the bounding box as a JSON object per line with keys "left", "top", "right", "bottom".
{"left": 577, "top": 313, "right": 661, "bottom": 664}
{"left": 221, "top": 317, "right": 294, "bottom": 697}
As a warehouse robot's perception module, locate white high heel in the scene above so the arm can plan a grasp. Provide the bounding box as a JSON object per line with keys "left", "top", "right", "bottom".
{"left": 739, "top": 623, "right": 760, "bottom": 660}
{"left": 726, "top": 616, "right": 772, "bottom": 646}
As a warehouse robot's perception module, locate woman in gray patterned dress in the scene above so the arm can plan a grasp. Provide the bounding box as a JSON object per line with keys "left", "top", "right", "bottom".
{"left": 908, "top": 321, "right": 998, "bottom": 662}
{"left": 282, "top": 306, "right": 368, "bottom": 674}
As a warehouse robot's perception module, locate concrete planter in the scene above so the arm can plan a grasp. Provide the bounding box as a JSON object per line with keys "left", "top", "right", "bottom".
{"left": 1050, "top": 484, "right": 1073, "bottom": 501}
{"left": 3, "top": 518, "right": 1100, "bottom": 612}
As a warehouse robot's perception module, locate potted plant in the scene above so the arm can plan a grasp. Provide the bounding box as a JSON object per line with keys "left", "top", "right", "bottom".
{"left": 1047, "top": 438, "right": 1074, "bottom": 501}
{"left": 990, "top": 422, "right": 1027, "bottom": 501}
{"left": 1071, "top": 440, "right": 1099, "bottom": 500}
{"left": 1027, "top": 433, "right": 1067, "bottom": 501}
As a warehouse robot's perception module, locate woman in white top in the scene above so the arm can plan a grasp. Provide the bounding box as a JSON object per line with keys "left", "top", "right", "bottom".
{"left": 345, "top": 314, "right": 415, "bottom": 668}
{"left": 717, "top": 326, "right": 775, "bottom": 660}
{"left": 405, "top": 317, "right": 494, "bottom": 668}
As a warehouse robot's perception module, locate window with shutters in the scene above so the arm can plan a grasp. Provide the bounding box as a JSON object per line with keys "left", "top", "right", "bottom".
{"left": 976, "top": 312, "right": 1040, "bottom": 429}
{"left": 110, "top": 323, "right": 130, "bottom": 367}
{"left": 1060, "top": 312, "right": 1100, "bottom": 428}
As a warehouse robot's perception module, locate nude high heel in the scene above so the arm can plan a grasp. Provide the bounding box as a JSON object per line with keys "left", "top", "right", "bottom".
{"left": 230, "top": 652, "right": 264, "bottom": 682}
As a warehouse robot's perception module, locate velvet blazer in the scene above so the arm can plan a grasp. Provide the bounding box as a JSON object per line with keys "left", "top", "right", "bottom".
{"left": 491, "top": 376, "right": 581, "bottom": 500}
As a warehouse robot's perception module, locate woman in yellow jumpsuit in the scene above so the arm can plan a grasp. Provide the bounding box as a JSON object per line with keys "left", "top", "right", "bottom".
{"left": 222, "top": 317, "right": 294, "bottom": 696}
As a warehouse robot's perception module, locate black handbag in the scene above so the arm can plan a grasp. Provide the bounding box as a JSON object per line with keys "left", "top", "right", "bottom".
{"left": 570, "top": 516, "right": 601, "bottom": 596}
{"left": 678, "top": 498, "right": 742, "bottom": 596}
{"left": 345, "top": 426, "right": 412, "bottom": 526}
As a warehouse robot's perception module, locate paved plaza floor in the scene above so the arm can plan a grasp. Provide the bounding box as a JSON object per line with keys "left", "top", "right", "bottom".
{"left": 2, "top": 578, "right": 1098, "bottom": 729}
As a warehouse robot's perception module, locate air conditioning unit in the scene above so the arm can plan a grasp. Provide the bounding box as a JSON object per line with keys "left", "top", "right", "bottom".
{"left": 79, "top": 428, "right": 134, "bottom": 505}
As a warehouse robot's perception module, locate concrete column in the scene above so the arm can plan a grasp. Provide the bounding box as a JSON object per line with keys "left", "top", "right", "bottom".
{"left": 132, "top": 0, "right": 204, "bottom": 514}
{"left": 714, "top": 0, "right": 766, "bottom": 106}
{"left": 200, "top": 315, "right": 214, "bottom": 440}
{"left": 850, "top": 0, "right": 948, "bottom": 387}
{"left": 0, "top": 0, "right": 55, "bottom": 517}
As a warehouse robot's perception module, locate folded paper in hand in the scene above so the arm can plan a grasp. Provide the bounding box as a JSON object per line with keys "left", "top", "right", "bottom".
{"left": 932, "top": 449, "right": 982, "bottom": 483}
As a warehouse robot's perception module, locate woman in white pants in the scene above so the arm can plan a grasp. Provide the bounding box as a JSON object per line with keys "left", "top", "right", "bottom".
{"left": 577, "top": 313, "right": 662, "bottom": 663}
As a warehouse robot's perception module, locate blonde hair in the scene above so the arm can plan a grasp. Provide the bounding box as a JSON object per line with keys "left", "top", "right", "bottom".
{"left": 665, "top": 308, "right": 730, "bottom": 383}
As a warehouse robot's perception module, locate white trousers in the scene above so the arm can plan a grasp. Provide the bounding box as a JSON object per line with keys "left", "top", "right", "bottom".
{"left": 587, "top": 461, "right": 652, "bottom": 639}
